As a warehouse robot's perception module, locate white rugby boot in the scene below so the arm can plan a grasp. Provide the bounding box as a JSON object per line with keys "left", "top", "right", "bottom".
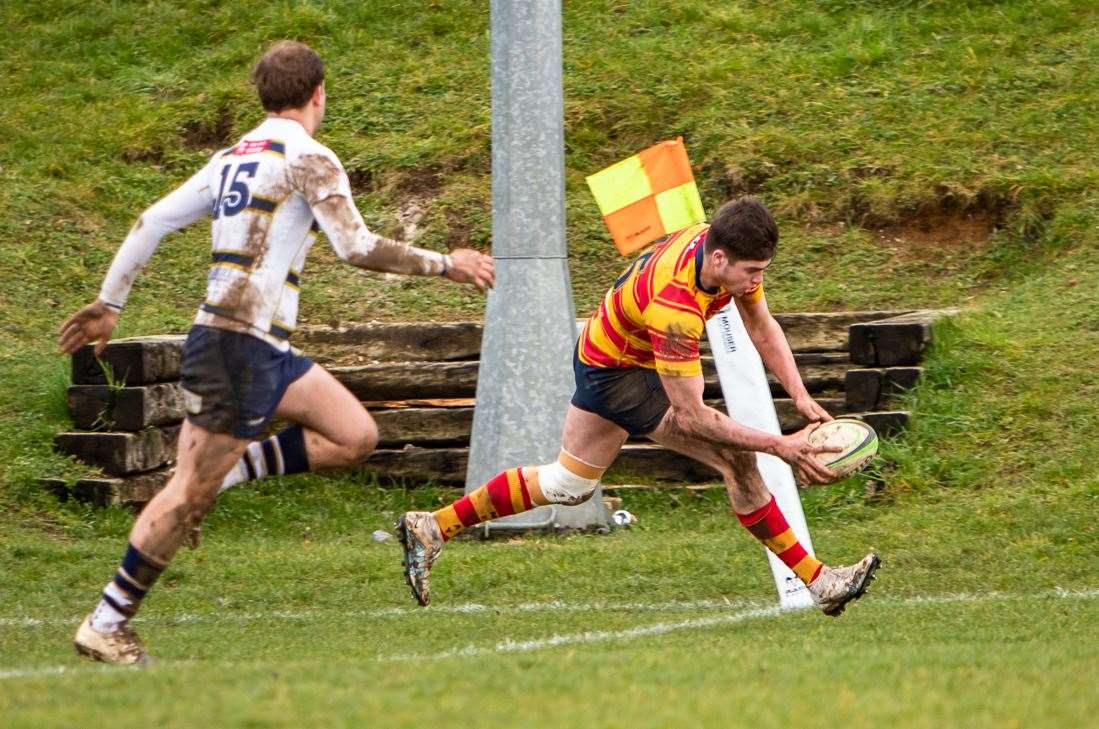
{"left": 808, "top": 552, "right": 881, "bottom": 617}
{"left": 395, "top": 511, "right": 444, "bottom": 606}
{"left": 73, "top": 615, "right": 152, "bottom": 665}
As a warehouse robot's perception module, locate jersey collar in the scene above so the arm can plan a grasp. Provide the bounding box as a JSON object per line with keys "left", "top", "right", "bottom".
{"left": 694, "top": 229, "right": 721, "bottom": 295}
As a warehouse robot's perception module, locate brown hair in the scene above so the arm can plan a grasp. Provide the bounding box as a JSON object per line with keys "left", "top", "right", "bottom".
{"left": 705, "top": 196, "right": 779, "bottom": 261}
{"left": 252, "top": 41, "right": 325, "bottom": 112}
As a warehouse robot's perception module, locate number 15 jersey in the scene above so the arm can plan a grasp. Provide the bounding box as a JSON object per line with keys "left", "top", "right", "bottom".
{"left": 98, "top": 117, "right": 446, "bottom": 350}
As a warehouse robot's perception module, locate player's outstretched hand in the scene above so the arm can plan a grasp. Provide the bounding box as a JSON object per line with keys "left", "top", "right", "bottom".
{"left": 773, "top": 422, "right": 843, "bottom": 486}
{"left": 444, "top": 249, "right": 495, "bottom": 292}
{"left": 59, "top": 300, "right": 118, "bottom": 356}
{"left": 793, "top": 394, "right": 834, "bottom": 424}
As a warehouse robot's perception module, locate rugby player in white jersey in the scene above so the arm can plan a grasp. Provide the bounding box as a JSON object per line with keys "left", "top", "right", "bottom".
{"left": 58, "top": 41, "right": 494, "bottom": 665}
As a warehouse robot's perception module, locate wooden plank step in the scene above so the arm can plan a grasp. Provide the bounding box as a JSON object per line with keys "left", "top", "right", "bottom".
{"left": 72, "top": 335, "right": 186, "bottom": 386}
{"left": 848, "top": 309, "right": 957, "bottom": 366}
{"left": 329, "top": 359, "right": 853, "bottom": 402}
{"left": 53, "top": 427, "right": 180, "bottom": 476}
{"left": 68, "top": 310, "right": 911, "bottom": 382}
{"left": 43, "top": 469, "right": 172, "bottom": 509}
{"left": 844, "top": 368, "right": 923, "bottom": 412}
{"left": 74, "top": 468, "right": 172, "bottom": 508}
{"left": 331, "top": 361, "right": 480, "bottom": 401}
{"left": 372, "top": 397, "right": 850, "bottom": 447}
{"left": 364, "top": 444, "right": 720, "bottom": 485}
{"left": 67, "top": 383, "right": 184, "bottom": 431}
{"left": 764, "top": 310, "right": 909, "bottom": 353}
{"left": 364, "top": 398, "right": 476, "bottom": 409}
{"left": 374, "top": 407, "right": 471, "bottom": 447}
{"left": 848, "top": 410, "right": 910, "bottom": 436}
{"left": 298, "top": 321, "right": 484, "bottom": 363}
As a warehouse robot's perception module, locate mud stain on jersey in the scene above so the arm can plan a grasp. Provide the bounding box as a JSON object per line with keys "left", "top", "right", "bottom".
{"left": 110, "top": 216, "right": 149, "bottom": 292}
{"left": 216, "top": 274, "right": 266, "bottom": 323}
{"left": 314, "top": 196, "right": 440, "bottom": 275}
{"left": 290, "top": 153, "right": 342, "bottom": 207}
{"left": 291, "top": 153, "right": 443, "bottom": 275}
{"left": 243, "top": 214, "right": 271, "bottom": 262}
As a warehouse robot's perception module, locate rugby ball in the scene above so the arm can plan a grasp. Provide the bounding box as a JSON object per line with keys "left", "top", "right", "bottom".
{"left": 808, "top": 418, "right": 879, "bottom": 480}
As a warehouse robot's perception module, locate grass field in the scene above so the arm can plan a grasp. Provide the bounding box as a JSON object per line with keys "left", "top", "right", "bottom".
{"left": 2, "top": 479, "right": 1097, "bottom": 727}
{"left": 2, "top": 0, "right": 1099, "bottom": 725}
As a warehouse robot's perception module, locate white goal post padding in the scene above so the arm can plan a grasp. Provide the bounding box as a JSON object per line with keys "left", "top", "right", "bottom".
{"left": 706, "top": 304, "right": 816, "bottom": 609}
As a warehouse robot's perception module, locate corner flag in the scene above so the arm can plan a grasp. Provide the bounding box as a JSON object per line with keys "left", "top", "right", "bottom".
{"left": 585, "top": 137, "right": 705, "bottom": 255}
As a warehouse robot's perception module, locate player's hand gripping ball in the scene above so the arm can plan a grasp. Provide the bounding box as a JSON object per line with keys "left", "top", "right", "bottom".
{"left": 807, "top": 418, "right": 878, "bottom": 482}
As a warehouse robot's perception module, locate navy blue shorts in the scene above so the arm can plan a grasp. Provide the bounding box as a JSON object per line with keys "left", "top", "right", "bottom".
{"left": 570, "top": 348, "right": 671, "bottom": 436}
{"left": 179, "top": 325, "right": 314, "bottom": 439}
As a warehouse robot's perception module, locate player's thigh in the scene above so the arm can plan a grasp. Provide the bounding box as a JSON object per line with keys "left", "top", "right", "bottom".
{"left": 274, "top": 363, "right": 377, "bottom": 447}
{"left": 561, "top": 404, "right": 629, "bottom": 468}
{"left": 647, "top": 413, "right": 756, "bottom": 478}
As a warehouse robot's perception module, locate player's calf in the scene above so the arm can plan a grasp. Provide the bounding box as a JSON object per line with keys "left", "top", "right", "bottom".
{"left": 433, "top": 449, "right": 604, "bottom": 540}
{"left": 736, "top": 494, "right": 826, "bottom": 585}
{"left": 735, "top": 492, "right": 881, "bottom": 616}
{"left": 397, "top": 449, "right": 606, "bottom": 605}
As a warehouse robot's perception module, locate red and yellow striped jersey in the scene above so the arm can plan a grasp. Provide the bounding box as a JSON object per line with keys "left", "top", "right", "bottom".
{"left": 578, "top": 223, "right": 763, "bottom": 377}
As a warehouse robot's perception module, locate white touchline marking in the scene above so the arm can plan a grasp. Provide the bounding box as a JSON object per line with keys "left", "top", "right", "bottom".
{"left": 7, "top": 587, "right": 1099, "bottom": 630}
{"left": 1, "top": 587, "right": 1095, "bottom": 680}
{"left": 380, "top": 604, "right": 784, "bottom": 662}
{"left": 0, "top": 597, "right": 761, "bottom": 629}
{"left": 0, "top": 664, "right": 137, "bottom": 681}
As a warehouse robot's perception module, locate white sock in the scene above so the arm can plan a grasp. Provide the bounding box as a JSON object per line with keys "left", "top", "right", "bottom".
{"left": 219, "top": 442, "right": 269, "bottom": 493}
{"left": 89, "top": 582, "right": 133, "bottom": 633}
{"left": 218, "top": 458, "right": 250, "bottom": 493}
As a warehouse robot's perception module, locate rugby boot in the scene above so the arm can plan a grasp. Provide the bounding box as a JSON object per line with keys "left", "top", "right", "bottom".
{"left": 396, "top": 511, "right": 444, "bottom": 606}
{"left": 808, "top": 552, "right": 881, "bottom": 617}
{"left": 73, "top": 615, "right": 152, "bottom": 665}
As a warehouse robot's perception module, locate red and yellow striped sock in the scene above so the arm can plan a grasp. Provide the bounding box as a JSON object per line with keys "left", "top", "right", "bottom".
{"left": 433, "top": 467, "right": 541, "bottom": 541}
{"left": 736, "top": 495, "right": 823, "bottom": 585}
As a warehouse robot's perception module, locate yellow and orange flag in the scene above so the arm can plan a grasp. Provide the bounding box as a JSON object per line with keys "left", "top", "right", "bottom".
{"left": 585, "top": 137, "right": 706, "bottom": 256}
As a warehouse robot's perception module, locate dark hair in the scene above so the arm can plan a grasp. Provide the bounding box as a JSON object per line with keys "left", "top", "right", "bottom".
{"left": 705, "top": 196, "right": 779, "bottom": 261}
{"left": 252, "top": 41, "right": 325, "bottom": 112}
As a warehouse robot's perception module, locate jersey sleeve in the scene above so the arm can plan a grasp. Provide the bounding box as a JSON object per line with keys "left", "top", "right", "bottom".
{"left": 98, "top": 157, "right": 217, "bottom": 309}
{"left": 643, "top": 283, "right": 706, "bottom": 377}
{"left": 287, "top": 145, "right": 351, "bottom": 207}
{"left": 289, "top": 147, "right": 447, "bottom": 276}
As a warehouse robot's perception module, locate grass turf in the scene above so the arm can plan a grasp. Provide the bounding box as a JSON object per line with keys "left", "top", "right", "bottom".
{"left": 1, "top": 480, "right": 1097, "bottom": 727}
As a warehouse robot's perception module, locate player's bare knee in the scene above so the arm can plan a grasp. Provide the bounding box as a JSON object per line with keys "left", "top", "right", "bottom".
{"left": 334, "top": 413, "right": 378, "bottom": 464}
{"left": 343, "top": 419, "right": 378, "bottom": 465}
{"left": 183, "top": 477, "right": 221, "bottom": 508}
{"left": 163, "top": 487, "right": 217, "bottom": 537}
{"left": 359, "top": 418, "right": 379, "bottom": 458}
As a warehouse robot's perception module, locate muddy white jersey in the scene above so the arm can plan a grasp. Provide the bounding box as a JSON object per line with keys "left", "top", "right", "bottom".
{"left": 99, "top": 117, "right": 447, "bottom": 350}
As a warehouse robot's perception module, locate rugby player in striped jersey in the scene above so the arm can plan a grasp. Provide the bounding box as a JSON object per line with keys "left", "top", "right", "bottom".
{"left": 399, "top": 197, "right": 879, "bottom": 614}
{"left": 59, "top": 41, "right": 493, "bottom": 665}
